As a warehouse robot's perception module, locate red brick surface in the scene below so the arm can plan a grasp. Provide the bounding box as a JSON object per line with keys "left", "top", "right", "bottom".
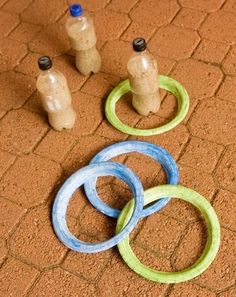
{"left": 27, "top": 267, "right": 97, "bottom": 297}
{"left": 0, "top": 71, "right": 35, "bottom": 111}
{"left": 2, "top": 0, "right": 32, "bottom": 14}
{"left": 0, "top": 11, "right": 19, "bottom": 39}
{"left": 217, "top": 75, "right": 236, "bottom": 103}
{"left": 199, "top": 11, "right": 236, "bottom": 43}
{"left": 0, "top": 0, "right": 235, "bottom": 296}
{"left": 0, "top": 149, "right": 15, "bottom": 178}
{"left": 179, "top": 137, "right": 224, "bottom": 173}
{"left": 0, "top": 257, "right": 39, "bottom": 296}
{"left": 130, "top": 0, "right": 180, "bottom": 26}
{"left": 9, "top": 22, "right": 41, "bottom": 43}
{"left": 0, "top": 38, "right": 27, "bottom": 72}
{"left": 171, "top": 59, "right": 223, "bottom": 100}
{"left": 149, "top": 25, "right": 200, "bottom": 60}
{"left": 0, "top": 197, "right": 25, "bottom": 238}
{"left": 29, "top": 23, "right": 70, "bottom": 57}
{"left": 0, "top": 154, "right": 62, "bottom": 207}
{"left": 179, "top": 0, "right": 225, "bottom": 12}
{"left": 193, "top": 39, "right": 229, "bottom": 64}
{"left": 223, "top": 46, "right": 236, "bottom": 75}
{"left": 173, "top": 7, "right": 206, "bottom": 30}
{"left": 0, "top": 109, "right": 48, "bottom": 154}
{"left": 0, "top": 239, "right": 7, "bottom": 265}
{"left": 188, "top": 98, "right": 236, "bottom": 145}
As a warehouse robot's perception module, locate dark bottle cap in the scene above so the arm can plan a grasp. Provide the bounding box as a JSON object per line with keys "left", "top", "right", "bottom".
{"left": 133, "top": 38, "right": 147, "bottom": 52}
{"left": 38, "top": 56, "right": 52, "bottom": 71}
{"left": 70, "top": 4, "right": 83, "bottom": 17}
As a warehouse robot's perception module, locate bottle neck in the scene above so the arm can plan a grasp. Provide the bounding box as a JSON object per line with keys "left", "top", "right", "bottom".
{"left": 40, "top": 66, "right": 54, "bottom": 75}
{"left": 134, "top": 49, "right": 148, "bottom": 55}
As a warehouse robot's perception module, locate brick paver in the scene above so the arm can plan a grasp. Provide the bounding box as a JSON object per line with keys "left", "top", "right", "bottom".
{"left": 98, "top": 254, "right": 169, "bottom": 297}
{"left": 0, "top": 257, "right": 39, "bottom": 296}
{"left": 0, "top": 71, "right": 35, "bottom": 111}
{"left": 22, "top": 0, "right": 67, "bottom": 25}
{"left": 217, "top": 75, "right": 236, "bottom": 104}
{"left": 0, "top": 197, "right": 25, "bottom": 238}
{"left": 0, "top": 109, "right": 48, "bottom": 154}
{"left": 121, "top": 21, "right": 156, "bottom": 43}
{"left": 0, "top": 10, "right": 19, "bottom": 38}
{"left": 9, "top": 21, "right": 41, "bottom": 44}
{"left": 0, "top": 149, "right": 15, "bottom": 178}
{"left": 149, "top": 25, "right": 200, "bottom": 60}
{"left": 29, "top": 23, "right": 70, "bottom": 57}
{"left": 130, "top": 0, "right": 180, "bottom": 26}
{"left": 0, "top": 239, "right": 7, "bottom": 266}
{"left": 171, "top": 59, "right": 223, "bottom": 100}
{"left": 169, "top": 283, "right": 216, "bottom": 297}
{"left": 34, "top": 130, "right": 77, "bottom": 163}
{"left": 0, "top": 0, "right": 235, "bottom": 296}
{"left": 189, "top": 98, "right": 236, "bottom": 145}
{"left": 0, "top": 154, "right": 62, "bottom": 207}
{"left": 27, "top": 267, "right": 97, "bottom": 297}
{"left": 67, "top": 0, "right": 108, "bottom": 12}
{"left": 173, "top": 7, "right": 207, "bottom": 30}
{"left": 199, "top": 11, "right": 236, "bottom": 43}
{"left": 62, "top": 233, "right": 113, "bottom": 281}
{"left": 218, "top": 287, "right": 236, "bottom": 297}
{"left": 179, "top": 0, "right": 225, "bottom": 12}
{"left": 215, "top": 144, "right": 236, "bottom": 192}
{"left": 196, "top": 228, "right": 236, "bottom": 291}
{"left": 179, "top": 165, "right": 216, "bottom": 199}
{"left": 9, "top": 204, "right": 68, "bottom": 268}
{"left": 0, "top": 38, "right": 27, "bottom": 72}
{"left": 136, "top": 213, "right": 186, "bottom": 257}
{"left": 179, "top": 137, "right": 224, "bottom": 173}
{"left": 193, "top": 39, "right": 230, "bottom": 64}
{"left": 93, "top": 9, "right": 130, "bottom": 41}
{"left": 213, "top": 189, "right": 236, "bottom": 232}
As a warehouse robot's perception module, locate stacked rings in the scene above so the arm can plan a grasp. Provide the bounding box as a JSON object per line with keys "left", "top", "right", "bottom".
{"left": 52, "top": 141, "right": 221, "bottom": 283}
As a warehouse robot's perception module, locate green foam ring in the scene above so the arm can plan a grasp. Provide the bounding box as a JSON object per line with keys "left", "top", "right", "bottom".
{"left": 105, "top": 75, "right": 190, "bottom": 136}
{"left": 116, "top": 185, "right": 221, "bottom": 283}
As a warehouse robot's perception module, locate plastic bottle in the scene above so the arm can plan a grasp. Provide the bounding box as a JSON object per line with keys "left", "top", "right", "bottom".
{"left": 65, "top": 4, "right": 101, "bottom": 75}
{"left": 127, "top": 38, "right": 161, "bottom": 116}
{"left": 36, "top": 56, "right": 76, "bottom": 131}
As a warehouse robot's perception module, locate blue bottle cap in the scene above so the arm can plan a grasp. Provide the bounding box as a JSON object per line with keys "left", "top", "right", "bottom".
{"left": 69, "top": 4, "right": 83, "bottom": 17}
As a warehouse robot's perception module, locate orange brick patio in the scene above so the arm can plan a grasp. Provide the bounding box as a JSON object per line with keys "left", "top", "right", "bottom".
{"left": 0, "top": 0, "right": 235, "bottom": 296}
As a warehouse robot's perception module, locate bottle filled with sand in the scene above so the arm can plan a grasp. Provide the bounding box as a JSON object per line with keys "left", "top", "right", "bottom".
{"left": 36, "top": 56, "right": 76, "bottom": 131}
{"left": 127, "top": 38, "right": 161, "bottom": 116}
{"left": 66, "top": 4, "right": 101, "bottom": 75}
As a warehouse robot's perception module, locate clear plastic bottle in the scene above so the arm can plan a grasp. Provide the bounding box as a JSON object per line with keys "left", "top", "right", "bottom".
{"left": 127, "top": 38, "right": 161, "bottom": 116}
{"left": 65, "top": 4, "right": 101, "bottom": 75}
{"left": 36, "top": 56, "right": 76, "bottom": 131}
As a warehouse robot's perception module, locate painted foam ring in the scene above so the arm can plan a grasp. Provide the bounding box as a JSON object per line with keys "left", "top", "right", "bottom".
{"left": 116, "top": 185, "right": 221, "bottom": 283}
{"left": 52, "top": 162, "right": 144, "bottom": 253}
{"left": 105, "top": 75, "right": 189, "bottom": 136}
{"left": 84, "top": 140, "right": 179, "bottom": 218}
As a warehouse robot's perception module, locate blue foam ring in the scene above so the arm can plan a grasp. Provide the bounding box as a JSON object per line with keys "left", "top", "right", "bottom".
{"left": 52, "top": 162, "right": 144, "bottom": 253}
{"left": 84, "top": 141, "right": 179, "bottom": 218}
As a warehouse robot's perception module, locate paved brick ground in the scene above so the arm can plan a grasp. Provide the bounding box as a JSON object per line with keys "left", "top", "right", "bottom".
{"left": 0, "top": 0, "right": 235, "bottom": 296}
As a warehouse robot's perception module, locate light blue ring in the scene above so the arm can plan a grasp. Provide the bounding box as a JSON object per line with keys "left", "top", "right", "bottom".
{"left": 84, "top": 141, "right": 179, "bottom": 218}
{"left": 52, "top": 162, "right": 144, "bottom": 253}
